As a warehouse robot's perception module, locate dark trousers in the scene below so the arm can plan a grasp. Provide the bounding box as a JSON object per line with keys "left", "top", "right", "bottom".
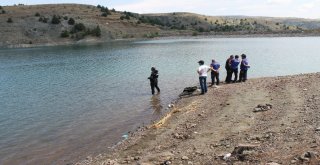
{"left": 239, "top": 70, "right": 248, "bottom": 82}
{"left": 231, "top": 69, "right": 238, "bottom": 82}
{"left": 225, "top": 69, "right": 232, "bottom": 83}
{"left": 199, "top": 76, "right": 207, "bottom": 94}
{"left": 211, "top": 72, "right": 220, "bottom": 85}
{"left": 150, "top": 82, "right": 160, "bottom": 94}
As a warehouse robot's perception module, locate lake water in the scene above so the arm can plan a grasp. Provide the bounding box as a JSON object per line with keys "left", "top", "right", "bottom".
{"left": 1, "top": 37, "right": 320, "bottom": 164}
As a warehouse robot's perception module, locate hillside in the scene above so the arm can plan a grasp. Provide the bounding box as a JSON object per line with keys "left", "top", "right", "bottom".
{"left": 1, "top": 4, "right": 320, "bottom": 48}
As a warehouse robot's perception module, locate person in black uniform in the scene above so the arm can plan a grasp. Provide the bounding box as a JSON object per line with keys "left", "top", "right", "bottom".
{"left": 225, "top": 55, "right": 234, "bottom": 83}
{"left": 148, "top": 67, "right": 160, "bottom": 95}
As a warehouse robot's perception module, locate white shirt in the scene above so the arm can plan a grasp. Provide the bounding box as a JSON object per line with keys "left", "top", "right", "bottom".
{"left": 198, "top": 65, "right": 210, "bottom": 77}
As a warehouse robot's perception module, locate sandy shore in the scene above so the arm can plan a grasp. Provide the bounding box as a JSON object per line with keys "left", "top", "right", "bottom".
{"left": 77, "top": 73, "right": 320, "bottom": 165}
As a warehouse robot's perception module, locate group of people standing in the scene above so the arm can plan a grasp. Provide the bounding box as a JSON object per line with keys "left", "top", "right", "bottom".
{"left": 197, "top": 54, "right": 250, "bottom": 95}
{"left": 147, "top": 54, "right": 250, "bottom": 95}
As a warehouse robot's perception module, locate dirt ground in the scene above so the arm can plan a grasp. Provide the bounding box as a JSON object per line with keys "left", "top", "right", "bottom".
{"left": 77, "top": 73, "right": 320, "bottom": 165}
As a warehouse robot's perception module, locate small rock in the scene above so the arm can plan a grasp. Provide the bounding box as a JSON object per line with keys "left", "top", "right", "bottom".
{"left": 254, "top": 107, "right": 262, "bottom": 112}
{"left": 181, "top": 156, "right": 189, "bottom": 160}
{"left": 223, "top": 153, "right": 231, "bottom": 160}
{"left": 291, "top": 160, "right": 297, "bottom": 163}
{"left": 187, "top": 161, "right": 193, "bottom": 165}
{"left": 161, "top": 160, "right": 172, "bottom": 165}
{"left": 266, "top": 162, "right": 280, "bottom": 165}
{"left": 315, "top": 127, "right": 320, "bottom": 131}
{"left": 303, "top": 88, "right": 308, "bottom": 91}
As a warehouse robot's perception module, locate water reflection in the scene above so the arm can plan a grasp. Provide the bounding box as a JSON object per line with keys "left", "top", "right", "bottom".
{"left": 150, "top": 94, "right": 163, "bottom": 115}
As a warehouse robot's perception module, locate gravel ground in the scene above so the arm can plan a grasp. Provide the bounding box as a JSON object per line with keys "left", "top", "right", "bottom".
{"left": 77, "top": 73, "right": 320, "bottom": 165}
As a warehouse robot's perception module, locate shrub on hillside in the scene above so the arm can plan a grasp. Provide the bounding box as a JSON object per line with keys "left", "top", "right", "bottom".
{"left": 63, "top": 16, "right": 68, "bottom": 20}
{"left": 39, "top": 17, "right": 49, "bottom": 23}
{"left": 35, "top": 12, "right": 40, "bottom": 17}
{"left": 7, "top": 18, "right": 13, "bottom": 23}
{"left": 60, "top": 30, "right": 70, "bottom": 38}
{"left": 51, "top": 15, "right": 60, "bottom": 24}
{"left": 68, "top": 18, "right": 75, "bottom": 25}
{"left": 2, "top": 10, "right": 6, "bottom": 14}
{"left": 0, "top": 6, "right": 2, "bottom": 10}
{"left": 91, "top": 25, "right": 101, "bottom": 37}
{"left": 71, "top": 23, "right": 86, "bottom": 33}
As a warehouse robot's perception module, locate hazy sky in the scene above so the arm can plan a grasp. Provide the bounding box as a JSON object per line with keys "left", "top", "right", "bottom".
{"left": 1, "top": 0, "right": 320, "bottom": 19}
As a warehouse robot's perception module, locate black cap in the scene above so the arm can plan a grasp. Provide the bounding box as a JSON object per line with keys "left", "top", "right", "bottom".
{"left": 198, "top": 60, "right": 204, "bottom": 64}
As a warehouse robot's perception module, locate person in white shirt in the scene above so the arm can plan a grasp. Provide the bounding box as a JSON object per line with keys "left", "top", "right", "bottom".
{"left": 197, "top": 60, "right": 210, "bottom": 95}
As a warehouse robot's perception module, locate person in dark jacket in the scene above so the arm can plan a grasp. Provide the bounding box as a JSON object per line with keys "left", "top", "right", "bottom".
{"left": 148, "top": 67, "right": 160, "bottom": 95}
{"left": 239, "top": 54, "right": 250, "bottom": 82}
{"left": 225, "top": 55, "right": 234, "bottom": 83}
{"left": 230, "top": 55, "right": 240, "bottom": 83}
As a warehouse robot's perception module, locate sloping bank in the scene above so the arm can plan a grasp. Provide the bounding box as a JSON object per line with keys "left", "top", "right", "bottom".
{"left": 77, "top": 73, "right": 320, "bottom": 165}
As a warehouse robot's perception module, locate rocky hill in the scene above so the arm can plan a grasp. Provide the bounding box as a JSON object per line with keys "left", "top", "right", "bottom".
{"left": 0, "top": 4, "right": 320, "bottom": 48}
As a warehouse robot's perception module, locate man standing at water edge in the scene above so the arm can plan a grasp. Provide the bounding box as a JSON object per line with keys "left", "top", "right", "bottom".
{"left": 148, "top": 67, "right": 160, "bottom": 95}
{"left": 210, "top": 59, "right": 220, "bottom": 87}
{"left": 197, "top": 60, "right": 210, "bottom": 95}
{"left": 225, "top": 55, "right": 234, "bottom": 83}
{"left": 239, "top": 54, "right": 250, "bottom": 82}
{"left": 230, "top": 55, "right": 240, "bottom": 83}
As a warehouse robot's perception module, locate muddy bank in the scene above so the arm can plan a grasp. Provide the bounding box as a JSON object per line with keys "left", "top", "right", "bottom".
{"left": 77, "top": 73, "right": 320, "bottom": 165}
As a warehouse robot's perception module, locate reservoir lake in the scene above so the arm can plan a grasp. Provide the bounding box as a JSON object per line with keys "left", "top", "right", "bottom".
{"left": 0, "top": 37, "right": 320, "bottom": 164}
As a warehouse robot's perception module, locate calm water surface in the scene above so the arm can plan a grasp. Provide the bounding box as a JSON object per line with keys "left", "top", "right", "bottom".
{"left": 0, "top": 37, "right": 320, "bottom": 164}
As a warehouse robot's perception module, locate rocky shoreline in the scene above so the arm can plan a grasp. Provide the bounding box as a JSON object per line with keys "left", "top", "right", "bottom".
{"left": 76, "top": 73, "right": 320, "bottom": 165}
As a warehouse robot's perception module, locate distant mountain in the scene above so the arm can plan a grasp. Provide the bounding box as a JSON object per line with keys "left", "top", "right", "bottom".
{"left": 0, "top": 4, "right": 320, "bottom": 48}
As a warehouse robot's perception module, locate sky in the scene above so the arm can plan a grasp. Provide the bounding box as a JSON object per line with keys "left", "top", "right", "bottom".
{"left": 1, "top": 0, "right": 320, "bottom": 19}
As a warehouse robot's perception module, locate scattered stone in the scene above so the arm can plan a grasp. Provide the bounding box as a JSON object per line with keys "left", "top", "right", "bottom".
{"left": 315, "top": 127, "right": 320, "bottom": 131}
{"left": 186, "top": 123, "right": 197, "bottom": 129}
{"left": 181, "top": 156, "right": 189, "bottom": 160}
{"left": 299, "top": 151, "right": 319, "bottom": 162}
{"left": 187, "top": 161, "right": 193, "bottom": 165}
{"left": 253, "top": 104, "right": 272, "bottom": 112}
{"left": 161, "top": 160, "right": 172, "bottom": 165}
{"left": 168, "top": 104, "right": 174, "bottom": 108}
{"left": 291, "top": 159, "right": 297, "bottom": 164}
{"left": 223, "top": 153, "right": 231, "bottom": 161}
{"left": 232, "top": 144, "right": 260, "bottom": 155}
{"left": 266, "top": 162, "right": 280, "bottom": 165}
{"left": 134, "top": 156, "right": 140, "bottom": 160}
{"left": 303, "top": 88, "right": 308, "bottom": 91}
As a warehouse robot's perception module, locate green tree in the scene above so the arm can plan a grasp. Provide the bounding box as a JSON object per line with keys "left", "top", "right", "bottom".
{"left": 72, "top": 23, "right": 86, "bottom": 33}
{"left": 60, "top": 30, "right": 70, "bottom": 38}
{"left": 68, "top": 18, "right": 75, "bottom": 25}
{"left": 92, "top": 25, "right": 101, "bottom": 37}
{"left": 51, "top": 15, "right": 60, "bottom": 24}
{"left": 7, "top": 18, "right": 13, "bottom": 23}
